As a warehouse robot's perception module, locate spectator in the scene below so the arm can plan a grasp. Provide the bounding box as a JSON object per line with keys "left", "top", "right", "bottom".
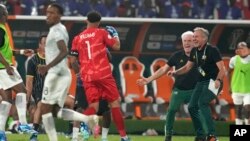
{"left": 75, "top": 0, "right": 91, "bottom": 16}
{"left": 218, "top": 0, "right": 242, "bottom": 19}
{"left": 57, "top": 0, "right": 78, "bottom": 16}
{"left": 117, "top": 0, "right": 137, "bottom": 17}
{"left": 104, "top": 0, "right": 117, "bottom": 17}
{"left": 138, "top": 0, "right": 159, "bottom": 18}
{"left": 164, "top": 0, "right": 182, "bottom": 18}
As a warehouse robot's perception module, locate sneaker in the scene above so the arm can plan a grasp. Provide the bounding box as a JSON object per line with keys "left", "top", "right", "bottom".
{"left": 80, "top": 122, "right": 90, "bottom": 141}
{"left": 165, "top": 135, "right": 172, "bottom": 141}
{"left": 29, "top": 132, "right": 38, "bottom": 141}
{"left": 92, "top": 125, "right": 100, "bottom": 138}
{"left": 18, "top": 124, "right": 36, "bottom": 134}
{"left": 121, "top": 137, "right": 131, "bottom": 141}
{"left": 206, "top": 135, "right": 219, "bottom": 141}
{"left": 0, "top": 131, "right": 7, "bottom": 141}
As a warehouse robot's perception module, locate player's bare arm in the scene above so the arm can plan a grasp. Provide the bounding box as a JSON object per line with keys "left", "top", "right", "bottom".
{"left": 13, "top": 49, "right": 34, "bottom": 56}
{"left": 215, "top": 60, "right": 225, "bottom": 89}
{"left": 38, "top": 40, "right": 68, "bottom": 75}
{"left": 0, "top": 52, "right": 14, "bottom": 75}
{"left": 169, "top": 61, "right": 194, "bottom": 76}
{"left": 69, "top": 56, "right": 80, "bottom": 74}
{"left": 137, "top": 64, "right": 170, "bottom": 86}
{"left": 111, "top": 37, "right": 120, "bottom": 51}
{"left": 26, "top": 76, "right": 34, "bottom": 102}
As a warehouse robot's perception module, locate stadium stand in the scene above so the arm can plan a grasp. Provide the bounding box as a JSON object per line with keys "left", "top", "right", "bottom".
{"left": 1, "top": 0, "right": 250, "bottom": 19}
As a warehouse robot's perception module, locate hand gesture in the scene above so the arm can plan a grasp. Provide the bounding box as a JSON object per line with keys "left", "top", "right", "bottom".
{"left": 37, "top": 65, "right": 49, "bottom": 75}
{"left": 136, "top": 77, "right": 149, "bottom": 86}
{"left": 106, "top": 26, "right": 119, "bottom": 37}
{"left": 23, "top": 49, "right": 34, "bottom": 56}
{"left": 167, "top": 70, "right": 176, "bottom": 76}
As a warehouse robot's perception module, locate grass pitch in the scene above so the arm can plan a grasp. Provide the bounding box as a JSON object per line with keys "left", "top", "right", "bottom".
{"left": 7, "top": 134, "right": 229, "bottom": 141}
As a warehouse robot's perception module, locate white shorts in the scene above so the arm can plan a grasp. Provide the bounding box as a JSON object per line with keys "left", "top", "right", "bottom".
{"left": 0, "top": 67, "right": 23, "bottom": 90}
{"left": 232, "top": 93, "right": 250, "bottom": 105}
{"left": 41, "top": 68, "right": 71, "bottom": 107}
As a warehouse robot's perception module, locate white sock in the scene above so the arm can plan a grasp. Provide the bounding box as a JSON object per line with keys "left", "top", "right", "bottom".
{"left": 235, "top": 118, "right": 243, "bottom": 125}
{"left": 57, "top": 108, "right": 89, "bottom": 123}
{"left": 15, "top": 93, "right": 27, "bottom": 124}
{"left": 101, "top": 127, "right": 109, "bottom": 139}
{"left": 88, "top": 115, "right": 99, "bottom": 130}
{"left": 244, "top": 118, "right": 249, "bottom": 125}
{"left": 0, "top": 101, "right": 12, "bottom": 131}
{"left": 42, "top": 113, "right": 57, "bottom": 141}
{"left": 72, "top": 127, "right": 79, "bottom": 139}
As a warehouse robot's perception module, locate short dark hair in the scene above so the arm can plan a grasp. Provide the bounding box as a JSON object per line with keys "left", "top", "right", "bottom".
{"left": 87, "top": 11, "right": 101, "bottom": 23}
{"left": 39, "top": 34, "right": 47, "bottom": 43}
{"left": 49, "top": 3, "right": 64, "bottom": 15}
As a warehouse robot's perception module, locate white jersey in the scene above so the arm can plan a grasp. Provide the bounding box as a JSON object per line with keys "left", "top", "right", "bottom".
{"left": 45, "top": 22, "right": 69, "bottom": 73}
{"left": 42, "top": 22, "right": 71, "bottom": 107}
{"left": 229, "top": 55, "right": 250, "bottom": 69}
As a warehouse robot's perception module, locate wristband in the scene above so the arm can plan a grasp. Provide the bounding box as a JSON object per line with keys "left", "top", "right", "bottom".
{"left": 20, "top": 49, "right": 25, "bottom": 55}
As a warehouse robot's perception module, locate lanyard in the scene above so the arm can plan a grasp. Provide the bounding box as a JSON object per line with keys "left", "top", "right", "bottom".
{"left": 195, "top": 45, "right": 207, "bottom": 66}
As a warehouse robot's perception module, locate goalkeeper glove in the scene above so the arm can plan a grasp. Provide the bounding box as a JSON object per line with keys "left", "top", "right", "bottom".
{"left": 106, "top": 26, "right": 119, "bottom": 38}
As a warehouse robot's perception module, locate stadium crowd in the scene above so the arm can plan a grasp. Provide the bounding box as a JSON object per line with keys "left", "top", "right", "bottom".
{"left": 1, "top": 0, "right": 250, "bottom": 19}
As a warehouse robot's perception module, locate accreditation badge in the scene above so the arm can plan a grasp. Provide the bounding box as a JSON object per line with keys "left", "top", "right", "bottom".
{"left": 198, "top": 67, "right": 206, "bottom": 76}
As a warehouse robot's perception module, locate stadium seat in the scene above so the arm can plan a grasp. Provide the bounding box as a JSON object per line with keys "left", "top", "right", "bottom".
{"left": 218, "top": 57, "right": 235, "bottom": 121}
{"left": 150, "top": 58, "right": 174, "bottom": 113}
{"left": 119, "top": 56, "right": 153, "bottom": 119}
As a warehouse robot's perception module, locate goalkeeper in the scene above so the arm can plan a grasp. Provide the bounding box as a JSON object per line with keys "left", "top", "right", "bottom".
{"left": 69, "top": 11, "right": 130, "bottom": 141}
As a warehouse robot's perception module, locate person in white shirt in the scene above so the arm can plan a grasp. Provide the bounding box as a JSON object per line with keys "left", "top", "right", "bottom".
{"left": 36, "top": 3, "right": 90, "bottom": 141}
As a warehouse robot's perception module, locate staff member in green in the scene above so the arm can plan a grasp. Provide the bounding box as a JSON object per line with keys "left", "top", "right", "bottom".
{"left": 168, "top": 27, "right": 225, "bottom": 141}
{"left": 137, "top": 31, "right": 198, "bottom": 141}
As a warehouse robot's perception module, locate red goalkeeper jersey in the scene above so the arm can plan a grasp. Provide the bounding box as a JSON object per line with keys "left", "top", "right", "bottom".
{"left": 71, "top": 27, "right": 116, "bottom": 82}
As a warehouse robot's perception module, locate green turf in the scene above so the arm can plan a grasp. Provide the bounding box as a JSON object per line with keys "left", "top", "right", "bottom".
{"left": 7, "top": 134, "right": 229, "bottom": 141}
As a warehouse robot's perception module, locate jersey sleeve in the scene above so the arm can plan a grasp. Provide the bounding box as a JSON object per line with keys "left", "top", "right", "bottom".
{"left": 189, "top": 48, "right": 196, "bottom": 62}
{"left": 211, "top": 47, "right": 222, "bottom": 62}
{"left": 167, "top": 53, "right": 176, "bottom": 67}
{"left": 54, "top": 28, "right": 65, "bottom": 42}
{"left": 229, "top": 56, "right": 236, "bottom": 69}
{"left": 26, "top": 58, "right": 36, "bottom": 76}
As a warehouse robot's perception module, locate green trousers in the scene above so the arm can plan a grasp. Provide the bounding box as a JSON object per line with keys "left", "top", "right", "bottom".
{"left": 165, "top": 88, "right": 193, "bottom": 135}
{"left": 188, "top": 80, "right": 217, "bottom": 138}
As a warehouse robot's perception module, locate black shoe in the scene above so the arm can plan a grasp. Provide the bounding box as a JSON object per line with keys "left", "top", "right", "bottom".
{"left": 194, "top": 136, "right": 206, "bottom": 141}
{"left": 206, "top": 135, "right": 219, "bottom": 141}
{"left": 165, "top": 135, "right": 172, "bottom": 141}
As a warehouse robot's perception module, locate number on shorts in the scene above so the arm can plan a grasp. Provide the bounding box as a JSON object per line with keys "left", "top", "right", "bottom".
{"left": 43, "top": 87, "right": 48, "bottom": 95}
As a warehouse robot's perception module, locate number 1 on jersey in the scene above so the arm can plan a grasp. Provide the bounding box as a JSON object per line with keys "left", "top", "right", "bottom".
{"left": 85, "top": 41, "right": 91, "bottom": 59}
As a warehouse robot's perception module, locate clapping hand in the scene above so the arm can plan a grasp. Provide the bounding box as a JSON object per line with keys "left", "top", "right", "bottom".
{"left": 136, "top": 77, "right": 149, "bottom": 86}
{"left": 106, "top": 26, "right": 119, "bottom": 37}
